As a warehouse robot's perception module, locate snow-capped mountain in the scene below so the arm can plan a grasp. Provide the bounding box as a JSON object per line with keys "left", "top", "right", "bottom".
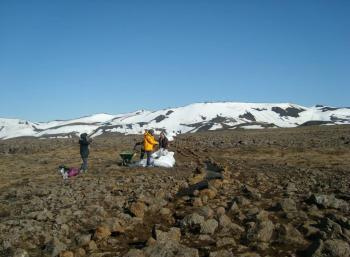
{"left": 1, "top": 102, "right": 349, "bottom": 140}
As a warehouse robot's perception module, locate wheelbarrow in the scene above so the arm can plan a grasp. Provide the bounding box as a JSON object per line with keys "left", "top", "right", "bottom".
{"left": 120, "top": 150, "right": 136, "bottom": 166}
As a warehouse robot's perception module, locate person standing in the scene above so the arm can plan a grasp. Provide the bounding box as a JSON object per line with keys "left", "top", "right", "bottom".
{"left": 159, "top": 131, "right": 169, "bottom": 150}
{"left": 143, "top": 129, "right": 158, "bottom": 167}
{"left": 79, "top": 133, "right": 92, "bottom": 172}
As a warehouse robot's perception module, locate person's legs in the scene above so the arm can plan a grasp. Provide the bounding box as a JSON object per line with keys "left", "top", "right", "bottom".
{"left": 81, "top": 157, "right": 88, "bottom": 171}
{"left": 146, "top": 151, "right": 152, "bottom": 166}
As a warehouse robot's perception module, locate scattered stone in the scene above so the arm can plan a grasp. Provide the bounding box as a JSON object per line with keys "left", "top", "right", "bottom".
{"left": 192, "top": 197, "right": 203, "bottom": 207}
{"left": 103, "top": 218, "right": 125, "bottom": 233}
{"left": 246, "top": 219, "right": 274, "bottom": 243}
{"left": 144, "top": 241, "right": 199, "bottom": 257}
{"left": 200, "top": 189, "right": 217, "bottom": 200}
{"left": 200, "top": 219, "right": 219, "bottom": 234}
{"left": 198, "top": 235, "right": 215, "bottom": 243}
{"left": 216, "top": 237, "right": 236, "bottom": 248}
{"left": 237, "top": 253, "right": 261, "bottom": 257}
{"left": 219, "top": 214, "right": 232, "bottom": 228}
{"left": 216, "top": 207, "right": 226, "bottom": 216}
{"left": 209, "top": 249, "right": 234, "bottom": 257}
{"left": 277, "top": 198, "right": 297, "bottom": 212}
{"left": 181, "top": 213, "right": 205, "bottom": 231}
{"left": 312, "top": 239, "right": 350, "bottom": 257}
{"left": 160, "top": 208, "right": 171, "bottom": 216}
{"left": 87, "top": 240, "right": 98, "bottom": 251}
{"left": 123, "top": 249, "right": 145, "bottom": 257}
{"left": 129, "top": 201, "right": 146, "bottom": 218}
{"left": 59, "top": 251, "right": 74, "bottom": 257}
{"left": 197, "top": 206, "right": 214, "bottom": 219}
{"left": 74, "top": 248, "right": 86, "bottom": 257}
{"left": 12, "top": 249, "right": 29, "bottom": 257}
{"left": 76, "top": 234, "right": 91, "bottom": 246}
{"left": 229, "top": 201, "right": 239, "bottom": 213}
{"left": 242, "top": 185, "right": 261, "bottom": 200}
{"left": 309, "top": 194, "right": 349, "bottom": 211}
{"left": 45, "top": 238, "right": 67, "bottom": 257}
{"left": 301, "top": 221, "right": 321, "bottom": 238}
{"left": 285, "top": 182, "right": 297, "bottom": 194}
{"left": 153, "top": 227, "right": 181, "bottom": 243}
{"left": 276, "top": 223, "right": 307, "bottom": 246}
{"left": 234, "top": 196, "right": 250, "bottom": 206}
{"left": 94, "top": 226, "right": 111, "bottom": 240}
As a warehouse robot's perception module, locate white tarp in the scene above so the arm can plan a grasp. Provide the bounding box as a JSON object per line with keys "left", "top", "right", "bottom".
{"left": 138, "top": 149, "right": 175, "bottom": 168}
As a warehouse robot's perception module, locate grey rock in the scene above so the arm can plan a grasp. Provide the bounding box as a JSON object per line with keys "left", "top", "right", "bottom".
{"left": 76, "top": 234, "right": 91, "bottom": 246}
{"left": 181, "top": 213, "right": 205, "bottom": 230}
{"left": 277, "top": 198, "right": 297, "bottom": 212}
{"left": 246, "top": 220, "right": 274, "bottom": 242}
{"left": 219, "top": 214, "right": 232, "bottom": 228}
{"left": 200, "top": 219, "right": 219, "bottom": 235}
{"left": 309, "top": 194, "right": 349, "bottom": 211}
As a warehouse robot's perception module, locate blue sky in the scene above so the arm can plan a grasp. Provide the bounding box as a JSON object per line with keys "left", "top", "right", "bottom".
{"left": 0, "top": 0, "right": 349, "bottom": 121}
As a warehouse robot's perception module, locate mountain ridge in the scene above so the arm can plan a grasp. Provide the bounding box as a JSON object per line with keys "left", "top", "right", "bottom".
{"left": 1, "top": 102, "right": 350, "bottom": 140}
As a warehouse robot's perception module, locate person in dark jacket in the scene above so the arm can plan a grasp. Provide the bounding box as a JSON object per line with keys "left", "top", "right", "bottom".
{"left": 79, "top": 133, "right": 92, "bottom": 172}
{"left": 133, "top": 129, "right": 147, "bottom": 160}
{"left": 133, "top": 141, "right": 145, "bottom": 160}
{"left": 159, "top": 131, "right": 169, "bottom": 150}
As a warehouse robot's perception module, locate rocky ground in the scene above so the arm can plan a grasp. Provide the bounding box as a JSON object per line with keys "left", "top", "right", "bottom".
{"left": 0, "top": 125, "right": 350, "bottom": 257}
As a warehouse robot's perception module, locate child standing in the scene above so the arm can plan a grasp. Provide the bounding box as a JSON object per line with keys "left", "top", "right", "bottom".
{"left": 79, "top": 133, "right": 92, "bottom": 172}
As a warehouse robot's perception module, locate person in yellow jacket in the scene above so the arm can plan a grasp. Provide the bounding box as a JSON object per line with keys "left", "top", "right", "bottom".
{"left": 144, "top": 129, "right": 158, "bottom": 166}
